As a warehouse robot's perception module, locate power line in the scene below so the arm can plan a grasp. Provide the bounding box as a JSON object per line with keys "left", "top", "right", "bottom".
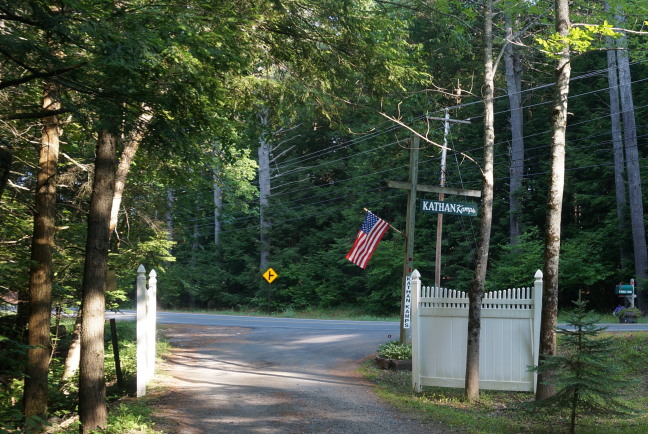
{"left": 166, "top": 63, "right": 648, "bottom": 229}
{"left": 433, "top": 58, "right": 648, "bottom": 115}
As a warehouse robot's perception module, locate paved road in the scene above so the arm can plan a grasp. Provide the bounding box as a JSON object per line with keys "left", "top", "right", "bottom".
{"left": 107, "top": 309, "right": 648, "bottom": 333}
{"left": 108, "top": 310, "right": 404, "bottom": 366}
{"left": 109, "top": 310, "right": 400, "bottom": 332}
{"left": 106, "top": 310, "right": 648, "bottom": 432}
{"left": 109, "top": 310, "right": 440, "bottom": 433}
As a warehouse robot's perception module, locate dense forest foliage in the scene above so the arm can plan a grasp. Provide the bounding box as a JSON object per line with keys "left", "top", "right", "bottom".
{"left": 0, "top": 0, "right": 647, "bottom": 429}
{"left": 1, "top": 0, "right": 646, "bottom": 314}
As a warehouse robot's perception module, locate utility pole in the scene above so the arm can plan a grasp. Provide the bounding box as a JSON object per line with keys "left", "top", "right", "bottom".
{"left": 435, "top": 110, "right": 450, "bottom": 289}
{"left": 388, "top": 117, "right": 476, "bottom": 343}
{"left": 425, "top": 114, "right": 472, "bottom": 289}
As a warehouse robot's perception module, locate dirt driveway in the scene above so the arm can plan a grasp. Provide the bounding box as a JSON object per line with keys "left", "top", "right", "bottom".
{"left": 146, "top": 323, "right": 444, "bottom": 433}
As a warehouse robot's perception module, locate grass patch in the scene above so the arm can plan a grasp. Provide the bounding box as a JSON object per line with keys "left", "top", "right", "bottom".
{"left": 557, "top": 311, "right": 647, "bottom": 324}
{"left": 362, "top": 332, "right": 648, "bottom": 433}
{"left": 161, "top": 306, "right": 400, "bottom": 322}
{"left": 162, "top": 306, "right": 647, "bottom": 324}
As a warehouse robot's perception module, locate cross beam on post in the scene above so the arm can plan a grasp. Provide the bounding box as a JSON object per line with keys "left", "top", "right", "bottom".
{"left": 387, "top": 181, "right": 481, "bottom": 198}
{"left": 388, "top": 115, "right": 477, "bottom": 343}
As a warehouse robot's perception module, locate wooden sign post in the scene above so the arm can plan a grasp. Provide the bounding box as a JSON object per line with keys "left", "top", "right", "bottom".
{"left": 388, "top": 115, "right": 478, "bottom": 343}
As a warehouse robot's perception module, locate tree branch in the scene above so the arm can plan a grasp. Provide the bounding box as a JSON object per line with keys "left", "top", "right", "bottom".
{"left": 1, "top": 108, "right": 71, "bottom": 121}
{"left": 571, "top": 23, "right": 648, "bottom": 35}
{"left": 377, "top": 110, "right": 482, "bottom": 175}
{"left": 0, "top": 63, "right": 87, "bottom": 91}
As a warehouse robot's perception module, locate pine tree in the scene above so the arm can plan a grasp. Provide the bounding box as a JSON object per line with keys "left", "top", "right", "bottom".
{"left": 530, "top": 300, "right": 635, "bottom": 434}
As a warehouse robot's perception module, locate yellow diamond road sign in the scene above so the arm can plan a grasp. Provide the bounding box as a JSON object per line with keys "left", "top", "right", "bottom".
{"left": 263, "top": 268, "right": 278, "bottom": 284}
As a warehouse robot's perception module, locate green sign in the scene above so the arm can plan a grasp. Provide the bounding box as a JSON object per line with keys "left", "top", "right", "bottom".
{"left": 615, "top": 284, "right": 634, "bottom": 295}
{"left": 421, "top": 199, "right": 478, "bottom": 217}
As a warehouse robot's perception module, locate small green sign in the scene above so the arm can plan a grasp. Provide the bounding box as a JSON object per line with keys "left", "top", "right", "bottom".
{"left": 421, "top": 199, "right": 478, "bottom": 217}
{"left": 615, "top": 284, "right": 633, "bottom": 295}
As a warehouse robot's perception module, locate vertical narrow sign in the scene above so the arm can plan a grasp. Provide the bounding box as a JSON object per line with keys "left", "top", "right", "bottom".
{"left": 403, "top": 275, "right": 412, "bottom": 329}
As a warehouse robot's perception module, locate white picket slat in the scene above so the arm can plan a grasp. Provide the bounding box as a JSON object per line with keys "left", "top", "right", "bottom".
{"left": 411, "top": 270, "right": 543, "bottom": 393}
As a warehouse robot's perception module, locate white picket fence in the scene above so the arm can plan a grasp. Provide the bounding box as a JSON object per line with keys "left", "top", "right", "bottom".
{"left": 411, "top": 269, "right": 543, "bottom": 393}
{"left": 136, "top": 264, "right": 157, "bottom": 397}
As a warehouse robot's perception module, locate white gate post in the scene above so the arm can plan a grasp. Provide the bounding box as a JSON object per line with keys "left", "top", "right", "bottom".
{"left": 136, "top": 264, "right": 147, "bottom": 397}
{"left": 532, "top": 269, "right": 543, "bottom": 393}
{"left": 410, "top": 269, "right": 422, "bottom": 392}
{"left": 146, "top": 269, "right": 157, "bottom": 382}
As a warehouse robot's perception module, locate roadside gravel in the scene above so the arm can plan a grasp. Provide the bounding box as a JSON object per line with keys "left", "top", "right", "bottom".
{"left": 147, "top": 324, "right": 446, "bottom": 433}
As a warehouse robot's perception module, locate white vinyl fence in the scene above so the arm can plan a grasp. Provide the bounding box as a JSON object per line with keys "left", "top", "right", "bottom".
{"left": 411, "top": 269, "right": 543, "bottom": 393}
{"left": 136, "top": 264, "right": 157, "bottom": 397}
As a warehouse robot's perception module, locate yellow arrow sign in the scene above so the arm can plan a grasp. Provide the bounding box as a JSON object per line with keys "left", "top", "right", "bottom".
{"left": 262, "top": 267, "right": 278, "bottom": 284}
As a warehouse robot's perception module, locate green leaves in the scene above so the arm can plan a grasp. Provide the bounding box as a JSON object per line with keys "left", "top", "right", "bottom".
{"left": 536, "top": 21, "right": 619, "bottom": 57}
{"left": 377, "top": 340, "right": 412, "bottom": 360}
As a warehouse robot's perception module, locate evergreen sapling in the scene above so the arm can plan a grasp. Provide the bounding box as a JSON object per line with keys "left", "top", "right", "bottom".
{"left": 530, "top": 300, "right": 635, "bottom": 433}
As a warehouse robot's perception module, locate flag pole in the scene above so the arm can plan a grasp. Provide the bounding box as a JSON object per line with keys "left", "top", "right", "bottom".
{"left": 363, "top": 208, "right": 405, "bottom": 237}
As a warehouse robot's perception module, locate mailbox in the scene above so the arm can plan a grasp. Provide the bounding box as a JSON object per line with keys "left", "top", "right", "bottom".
{"left": 615, "top": 284, "right": 634, "bottom": 295}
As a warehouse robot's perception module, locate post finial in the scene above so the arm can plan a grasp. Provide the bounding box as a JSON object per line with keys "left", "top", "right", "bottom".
{"left": 138, "top": 264, "right": 146, "bottom": 274}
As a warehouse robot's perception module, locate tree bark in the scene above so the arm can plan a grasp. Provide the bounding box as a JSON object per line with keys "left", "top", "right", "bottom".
{"left": 465, "top": 0, "right": 495, "bottom": 402}
{"left": 614, "top": 22, "right": 648, "bottom": 307}
{"left": 60, "top": 308, "right": 82, "bottom": 386}
{"left": 108, "top": 110, "right": 152, "bottom": 235}
{"left": 23, "top": 81, "right": 60, "bottom": 427}
{"left": 0, "top": 145, "right": 11, "bottom": 201}
{"left": 537, "top": 0, "right": 571, "bottom": 401}
{"left": 605, "top": 30, "right": 629, "bottom": 269}
{"left": 505, "top": 14, "right": 524, "bottom": 246}
{"left": 166, "top": 188, "right": 174, "bottom": 243}
{"left": 79, "top": 129, "right": 116, "bottom": 432}
{"left": 258, "top": 109, "right": 271, "bottom": 274}
{"left": 213, "top": 160, "right": 223, "bottom": 247}
{"left": 60, "top": 112, "right": 151, "bottom": 385}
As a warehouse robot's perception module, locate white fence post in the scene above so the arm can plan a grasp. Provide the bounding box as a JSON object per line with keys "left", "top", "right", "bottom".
{"left": 410, "top": 270, "right": 422, "bottom": 392}
{"left": 147, "top": 269, "right": 157, "bottom": 382}
{"left": 136, "top": 264, "right": 147, "bottom": 397}
{"left": 532, "top": 269, "right": 543, "bottom": 393}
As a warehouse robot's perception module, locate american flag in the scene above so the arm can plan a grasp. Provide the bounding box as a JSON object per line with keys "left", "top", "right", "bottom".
{"left": 345, "top": 211, "right": 390, "bottom": 269}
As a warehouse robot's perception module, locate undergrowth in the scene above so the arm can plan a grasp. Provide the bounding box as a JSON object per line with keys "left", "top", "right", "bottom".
{"left": 362, "top": 332, "right": 648, "bottom": 433}
{"left": 0, "top": 317, "right": 166, "bottom": 433}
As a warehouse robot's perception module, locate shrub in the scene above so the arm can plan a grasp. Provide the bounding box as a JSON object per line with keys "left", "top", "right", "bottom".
{"left": 377, "top": 341, "right": 412, "bottom": 360}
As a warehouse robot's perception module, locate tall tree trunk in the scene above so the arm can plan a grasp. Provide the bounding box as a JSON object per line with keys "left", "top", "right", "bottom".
{"left": 60, "top": 309, "right": 82, "bottom": 386}
{"left": 188, "top": 204, "right": 200, "bottom": 308}
{"left": 614, "top": 21, "right": 648, "bottom": 305}
{"left": 166, "top": 189, "right": 174, "bottom": 243}
{"left": 0, "top": 145, "right": 11, "bottom": 201}
{"left": 211, "top": 143, "right": 223, "bottom": 247}
{"left": 465, "top": 0, "right": 495, "bottom": 402}
{"left": 0, "top": 19, "right": 11, "bottom": 202}
{"left": 505, "top": 14, "right": 524, "bottom": 246}
{"left": 536, "top": 0, "right": 571, "bottom": 401}
{"left": 109, "top": 110, "right": 152, "bottom": 236}
{"left": 79, "top": 129, "right": 117, "bottom": 432}
{"left": 60, "top": 112, "right": 151, "bottom": 385}
{"left": 258, "top": 109, "right": 271, "bottom": 274}
{"left": 23, "top": 81, "right": 60, "bottom": 427}
{"left": 213, "top": 172, "right": 222, "bottom": 247}
{"left": 606, "top": 30, "right": 629, "bottom": 269}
